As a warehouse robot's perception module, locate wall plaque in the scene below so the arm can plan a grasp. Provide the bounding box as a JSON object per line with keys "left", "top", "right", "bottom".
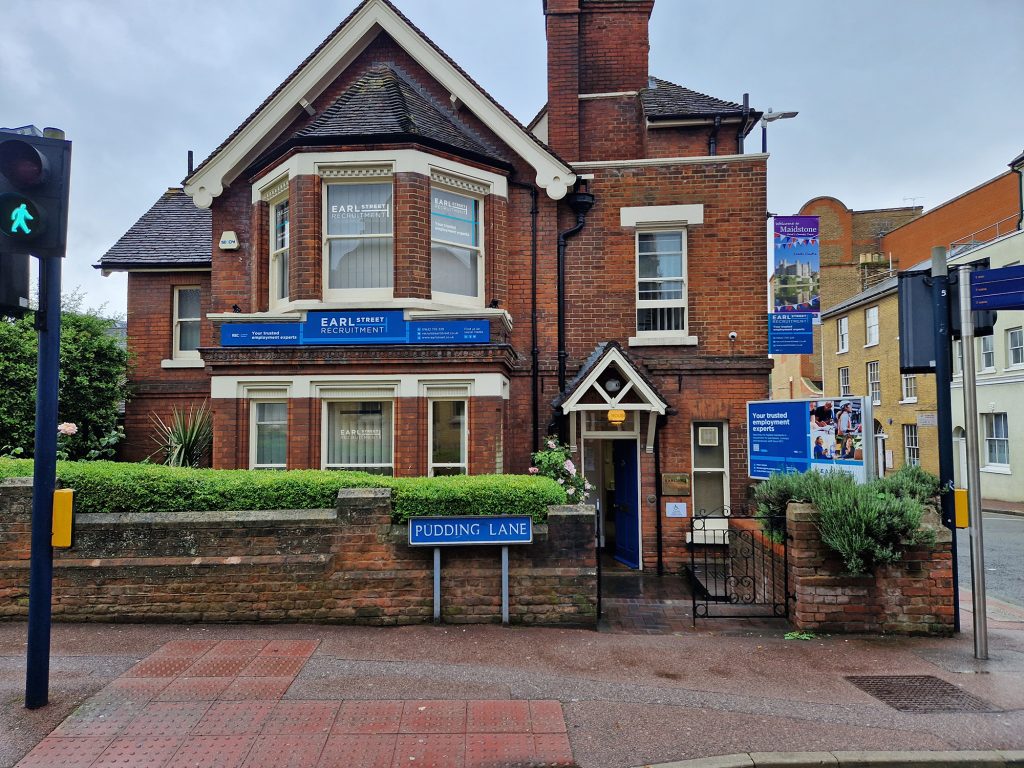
{"left": 662, "top": 473, "right": 690, "bottom": 496}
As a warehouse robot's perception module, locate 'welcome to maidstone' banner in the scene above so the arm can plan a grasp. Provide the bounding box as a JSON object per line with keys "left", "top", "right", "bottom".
{"left": 769, "top": 216, "right": 819, "bottom": 353}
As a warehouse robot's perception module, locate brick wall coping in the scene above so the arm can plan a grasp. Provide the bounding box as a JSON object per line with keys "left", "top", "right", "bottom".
{"left": 0, "top": 478, "right": 31, "bottom": 488}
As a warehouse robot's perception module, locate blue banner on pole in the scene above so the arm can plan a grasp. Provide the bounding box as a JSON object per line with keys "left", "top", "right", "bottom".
{"left": 220, "top": 310, "right": 490, "bottom": 347}
{"left": 970, "top": 264, "right": 1024, "bottom": 311}
{"left": 773, "top": 216, "right": 820, "bottom": 316}
{"left": 768, "top": 312, "right": 814, "bottom": 354}
{"left": 408, "top": 516, "right": 533, "bottom": 546}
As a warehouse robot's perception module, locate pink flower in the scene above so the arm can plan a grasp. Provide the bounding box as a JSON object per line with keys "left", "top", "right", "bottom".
{"left": 547, "top": 440, "right": 556, "bottom": 450}
{"left": 57, "top": 422, "right": 78, "bottom": 436}
{"left": 566, "top": 486, "right": 576, "bottom": 495}
{"left": 564, "top": 459, "right": 576, "bottom": 475}
{"left": 528, "top": 466, "right": 539, "bottom": 474}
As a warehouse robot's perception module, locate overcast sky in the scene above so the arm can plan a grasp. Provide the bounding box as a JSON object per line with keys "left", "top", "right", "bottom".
{"left": 2, "top": 0, "right": 1021, "bottom": 315}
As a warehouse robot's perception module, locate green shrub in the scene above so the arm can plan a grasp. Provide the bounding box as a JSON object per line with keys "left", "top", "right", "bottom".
{"left": 0, "top": 458, "right": 566, "bottom": 522}
{"left": 754, "top": 465, "right": 939, "bottom": 575}
{"left": 150, "top": 403, "right": 213, "bottom": 467}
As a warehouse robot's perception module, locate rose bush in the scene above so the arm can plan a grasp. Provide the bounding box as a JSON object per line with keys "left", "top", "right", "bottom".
{"left": 530, "top": 437, "right": 590, "bottom": 502}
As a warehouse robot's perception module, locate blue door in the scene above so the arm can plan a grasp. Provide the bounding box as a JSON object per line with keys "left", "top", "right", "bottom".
{"left": 612, "top": 440, "right": 640, "bottom": 568}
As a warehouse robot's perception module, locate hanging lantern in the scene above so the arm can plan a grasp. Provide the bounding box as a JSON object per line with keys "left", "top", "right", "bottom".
{"left": 607, "top": 409, "right": 626, "bottom": 426}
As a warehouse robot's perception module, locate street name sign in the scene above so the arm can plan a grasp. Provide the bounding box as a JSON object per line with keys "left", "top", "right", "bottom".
{"left": 408, "top": 516, "right": 533, "bottom": 546}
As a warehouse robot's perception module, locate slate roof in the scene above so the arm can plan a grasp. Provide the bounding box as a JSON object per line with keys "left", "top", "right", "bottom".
{"left": 97, "top": 188, "right": 211, "bottom": 270}
{"left": 295, "top": 64, "right": 508, "bottom": 163}
{"left": 820, "top": 257, "right": 930, "bottom": 318}
{"left": 641, "top": 77, "right": 753, "bottom": 121}
{"left": 551, "top": 341, "right": 666, "bottom": 411}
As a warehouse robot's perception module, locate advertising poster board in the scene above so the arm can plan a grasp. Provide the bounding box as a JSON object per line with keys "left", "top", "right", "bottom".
{"left": 769, "top": 216, "right": 819, "bottom": 354}
{"left": 748, "top": 397, "right": 867, "bottom": 482}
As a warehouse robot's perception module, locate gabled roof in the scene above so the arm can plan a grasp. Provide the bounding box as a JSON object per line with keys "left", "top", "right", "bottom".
{"left": 641, "top": 77, "right": 759, "bottom": 128}
{"left": 553, "top": 341, "right": 667, "bottom": 415}
{"left": 291, "top": 64, "right": 509, "bottom": 165}
{"left": 96, "top": 188, "right": 211, "bottom": 272}
{"left": 184, "top": 0, "right": 574, "bottom": 207}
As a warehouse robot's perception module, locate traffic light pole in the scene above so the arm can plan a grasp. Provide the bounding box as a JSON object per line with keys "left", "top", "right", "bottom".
{"left": 25, "top": 254, "right": 62, "bottom": 709}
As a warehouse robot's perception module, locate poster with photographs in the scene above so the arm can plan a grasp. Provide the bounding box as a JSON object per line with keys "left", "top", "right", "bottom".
{"left": 808, "top": 398, "right": 866, "bottom": 481}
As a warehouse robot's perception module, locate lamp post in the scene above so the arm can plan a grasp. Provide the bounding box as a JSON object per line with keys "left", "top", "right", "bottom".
{"left": 761, "top": 108, "right": 799, "bottom": 152}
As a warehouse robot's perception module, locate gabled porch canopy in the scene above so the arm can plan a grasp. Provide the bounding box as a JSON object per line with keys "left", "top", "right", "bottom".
{"left": 554, "top": 342, "right": 668, "bottom": 453}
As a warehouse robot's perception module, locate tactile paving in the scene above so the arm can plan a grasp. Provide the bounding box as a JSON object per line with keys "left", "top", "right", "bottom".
{"left": 156, "top": 676, "right": 234, "bottom": 702}
{"left": 193, "top": 700, "right": 276, "bottom": 736}
{"left": 219, "top": 676, "right": 293, "bottom": 701}
{"left": 183, "top": 655, "right": 254, "bottom": 678}
{"left": 92, "top": 735, "right": 184, "bottom": 768}
{"left": 96, "top": 677, "right": 173, "bottom": 703}
{"left": 50, "top": 697, "right": 147, "bottom": 739}
{"left": 238, "top": 656, "right": 306, "bottom": 678}
{"left": 241, "top": 734, "right": 328, "bottom": 768}
{"left": 399, "top": 700, "right": 467, "bottom": 734}
{"left": 148, "top": 640, "right": 219, "bottom": 657}
{"left": 261, "top": 700, "right": 338, "bottom": 735}
{"left": 164, "top": 734, "right": 255, "bottom": 768}
{"left": 120, "top": 701, "right": 212, "bottom": 738}
{"left": 466, "top": 700, "right": 531, "bottom": 734}
{"left": 465, "top": 733, "right": 536, "bottom": 767}
{"left": 528, "top": 700, "right": 568, "bottom": 733}
{"left": 318, "top": 734, "right": 397, "bottom": 768}
{"left": 393, "top": 733, "right": 465, "bottom": 768}
{"left": 123, "top": 656, "right": 197, "bottom": 679}
{"left": 16, "top": 736, "right": 113, "bottom": 768}
{"left": 332, "top": 701, "right": 403, "bottom": 734}
{"left": 532, "top": 733, "right": 575, "bottom": 766}
{"left": 258, "top": 640, "right": 319, "bottom": 658}
{"left": 205, "top": 640, "right": 267, "bottom": 657}
{"left": 846, "top": 674, "right": 998, "bottom": 712}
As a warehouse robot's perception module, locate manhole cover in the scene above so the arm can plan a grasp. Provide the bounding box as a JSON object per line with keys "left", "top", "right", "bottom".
{"left": 846, "top": 675, "right": 998, "bottom": 712}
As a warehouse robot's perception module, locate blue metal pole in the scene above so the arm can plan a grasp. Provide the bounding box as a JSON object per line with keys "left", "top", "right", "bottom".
{"left": 25, "top": 254, "right": 61, "bottom": 709}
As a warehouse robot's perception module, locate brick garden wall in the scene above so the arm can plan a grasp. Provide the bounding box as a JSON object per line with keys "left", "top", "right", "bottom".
{"left": 786, "top": 502, "right": 954, "bottom": 635}
{"left": 0, "top": 480, "right": 595, "bottom": 627}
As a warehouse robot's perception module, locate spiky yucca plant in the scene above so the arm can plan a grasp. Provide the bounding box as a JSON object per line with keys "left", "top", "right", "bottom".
{"left": 150, "top": 402, "right": 213, "bottom": 467}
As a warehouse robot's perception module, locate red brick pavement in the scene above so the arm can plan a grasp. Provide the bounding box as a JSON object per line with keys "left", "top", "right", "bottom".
{"left": 15, "top": 640, "right": 574, "bottom": 768}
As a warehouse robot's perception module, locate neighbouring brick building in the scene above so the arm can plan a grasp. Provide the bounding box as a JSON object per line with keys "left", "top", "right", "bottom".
{"left": 98, "top": 0, "right": 770, "bottom": 573}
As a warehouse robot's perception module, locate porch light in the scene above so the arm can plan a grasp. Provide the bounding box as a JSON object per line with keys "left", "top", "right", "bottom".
{"left": 607, "top": 409, "right": 626, "bottom": 426}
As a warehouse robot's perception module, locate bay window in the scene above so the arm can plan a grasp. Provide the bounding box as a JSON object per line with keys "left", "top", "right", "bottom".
{"left": 324, "top": 400, "right": 394, "bottom": 475}
{"left": 636, "top": 230, "right": 687, "bottom": 335}
{"left": 270, "top": 196, "right": 289, "bottom": 305}
{"left": 431, "top": 186, "right": 483, "bottom": 303}
{"left": 325, "top": 181, "right": 393, "bottom": 296}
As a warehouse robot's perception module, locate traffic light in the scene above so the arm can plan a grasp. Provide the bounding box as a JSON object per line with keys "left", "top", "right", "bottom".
{"left": 0, "top": 126, "right": 71, "bottom": 260}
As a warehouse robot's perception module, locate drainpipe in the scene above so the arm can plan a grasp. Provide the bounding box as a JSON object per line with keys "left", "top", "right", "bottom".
{"left": 653, "top": 413, "right": 666, "bottom": 576}
{"left": 708, "top": 115, "right": 722, "bottom": 156}
{"left": 509, "top": 180, "right": 541, "bottom": 453}
{"left": 1011, "top": 153, "right": 1024, "bottom": 230}
{"left": 554, "top": 190, "right": 596, "bottom": 439}
{"left": 736, "top": 93, "right": 750, "bottom": 154}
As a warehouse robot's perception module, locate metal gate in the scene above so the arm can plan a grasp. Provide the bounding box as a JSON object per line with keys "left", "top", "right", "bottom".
{"left": 686, "top": 506, "right": 789, "bottom": 622}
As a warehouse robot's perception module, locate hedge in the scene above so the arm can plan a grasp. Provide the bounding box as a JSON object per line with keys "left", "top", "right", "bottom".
{"left": 0, "top": 459, "right": 567, "bottom": 523}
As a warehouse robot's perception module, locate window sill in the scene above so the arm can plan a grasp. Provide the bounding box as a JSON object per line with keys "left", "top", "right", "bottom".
{"left": 837, "top": 348, "right": 849, "bottom": 355}
{"left": 628, "top": 334, "right": 699, "bottom": 347}
{"left": 899, "top": 398, "right": 918, "bottom": 404}
{"left": 161, "top": 358, "right": 205, "bottom": 369}
{"left": 981, "top": 465, "right": 1012, "bottom": 475}
{"left": 1004, "top": 364, "right": 1024, "bottom": 372}
{"left": 864, "top": 342, "right": 879, "bottom": 349}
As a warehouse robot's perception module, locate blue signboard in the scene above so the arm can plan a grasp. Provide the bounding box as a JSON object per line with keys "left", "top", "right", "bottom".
{"left": 220, "top": 310, "right": 490, "bottom": 347}
{"left": 748, "top": 398, "right": 867, "bottom": 482}
{"left": 408, "top": 516, "right": 533, "bottom": 547}
{"left": 768, "top": 312, "right": 814, "bottom": 354}
{"left": 970, "top": 264, "right": 1024, "bottom": 311}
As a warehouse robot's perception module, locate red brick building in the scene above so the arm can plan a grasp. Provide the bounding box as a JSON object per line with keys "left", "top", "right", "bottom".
{"left": 98, "top": 0, "right": 769, "bottom": 573}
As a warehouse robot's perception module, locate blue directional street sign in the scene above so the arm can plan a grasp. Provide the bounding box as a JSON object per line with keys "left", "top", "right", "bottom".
{"left": 970, "top": 265, "right": 1024, "bottom": 311}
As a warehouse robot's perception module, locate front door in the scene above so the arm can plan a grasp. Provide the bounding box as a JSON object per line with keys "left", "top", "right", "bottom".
{"left": 612, "top": 440, "right": 640, "bottom": 568}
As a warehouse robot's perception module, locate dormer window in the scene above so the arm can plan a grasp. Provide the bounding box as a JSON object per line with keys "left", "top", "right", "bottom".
{"left": 324, "top": 180, "right": 394, "bottom": 299}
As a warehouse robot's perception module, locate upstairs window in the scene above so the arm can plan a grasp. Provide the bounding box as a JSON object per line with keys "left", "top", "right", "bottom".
{"left": 270, "top": 196, "right": 289, "bottom": 305}
{"left": 867, "top": 360, "right": 881, "bottom": 405}
{"left": 837, "top": 316, "right": 849, "bottom": 353}
{"left": 979, "top": 335, "right": 995, "bottom": 371}
{"left": 901, "top": 373, "right": 917, "bottom": 402}
{"left": 325, "top": 182, "right": 393, "bottom": 297}
{"left": 173, "top": 286, "right": 201, "bottom": 359}
{"left": 1009, "top": 327, "right": 1024, "bottom": 368}
{"left": 864, "top": 306, "right": 879, "bottom": 347}
{"left": 636, "top": 230, "right": 687, "bottom": 335}
{"left": 431, "top": 187, "right": 483, "bottom": 304}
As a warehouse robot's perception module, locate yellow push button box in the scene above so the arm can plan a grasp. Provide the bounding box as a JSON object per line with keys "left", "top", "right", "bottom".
{"left": 52, "top": 488, "right": 74, "bottom": 548}
{"left": 954, "top": 488, "right": 969, "bottom": 529}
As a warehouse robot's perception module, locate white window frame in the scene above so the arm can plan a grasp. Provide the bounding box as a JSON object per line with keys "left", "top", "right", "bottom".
{"left": 634, "top": 227, "right": 688, "bottom": 341}
{"left": 864, "top": 306, "right": 879, "bottom": 347}
{"left": 867, "top": 361, "right": 881, "bottom": 405}
{"left": 173, "top": 286, "right": 201, "bottom": 360}
{"left": 983, "top": 412, "right": 1010, "bottom": 469}
{"left": 428, "top": 399, "right": 468, "bottom": 476}
{"left": 1006, "top": 327, "right": 1023, "bottom": 369}
{"left": 837, "top": 316, "right": 849, "bottom": 354}
{"left": 321, "top": 398, "right": 395, "bottom": 475}
{"left": 249, "top": 400, "right": 288, "bottom": 470}
{"left": 978, "top": 335, "right": 995, "bottom": 372}
{"left": 430, "top": 180, "right": 485, "bottom": 308}
{"left": 903, "top": 424, "right": 920, "bottom": 467}
{"left": 322, "top": 175, "right": 395, "bottom": 302}
{"left": 269, "top": 193, "right": 289, "bottom": 308}
{"left": 838, "top": 367, "right": 851, "bottom": 397}
{"left": 900, "top": 373, "right": 917, "bottom": 403}
{"left": 953, "top": 339, "right": 964, "bottom": 376}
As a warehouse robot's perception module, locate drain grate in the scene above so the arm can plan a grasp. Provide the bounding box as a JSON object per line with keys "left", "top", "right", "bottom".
{"left": 846, "top": 675, "right": 998, "bottom": 713}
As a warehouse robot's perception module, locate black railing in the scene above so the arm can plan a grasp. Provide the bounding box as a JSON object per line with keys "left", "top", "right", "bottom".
{"left": 686, "top": 506, "right": 789, "bottom": 622}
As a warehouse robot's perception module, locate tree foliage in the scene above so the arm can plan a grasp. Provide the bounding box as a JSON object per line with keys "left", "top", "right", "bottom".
{"left": 0, "top": 311, "right": 130, "bottom": 460}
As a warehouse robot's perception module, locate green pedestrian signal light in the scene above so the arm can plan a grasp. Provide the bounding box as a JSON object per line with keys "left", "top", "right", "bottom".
{"left": 0, "top": 129, "right": 70, "bottom": 258}
{"left": 1, "top": 194, "right": 42, "bottom": 240}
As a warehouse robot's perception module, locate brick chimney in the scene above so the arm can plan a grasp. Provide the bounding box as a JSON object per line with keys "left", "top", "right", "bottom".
{"left": 545, "top": 0, "right": 654, "bottom": 160}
